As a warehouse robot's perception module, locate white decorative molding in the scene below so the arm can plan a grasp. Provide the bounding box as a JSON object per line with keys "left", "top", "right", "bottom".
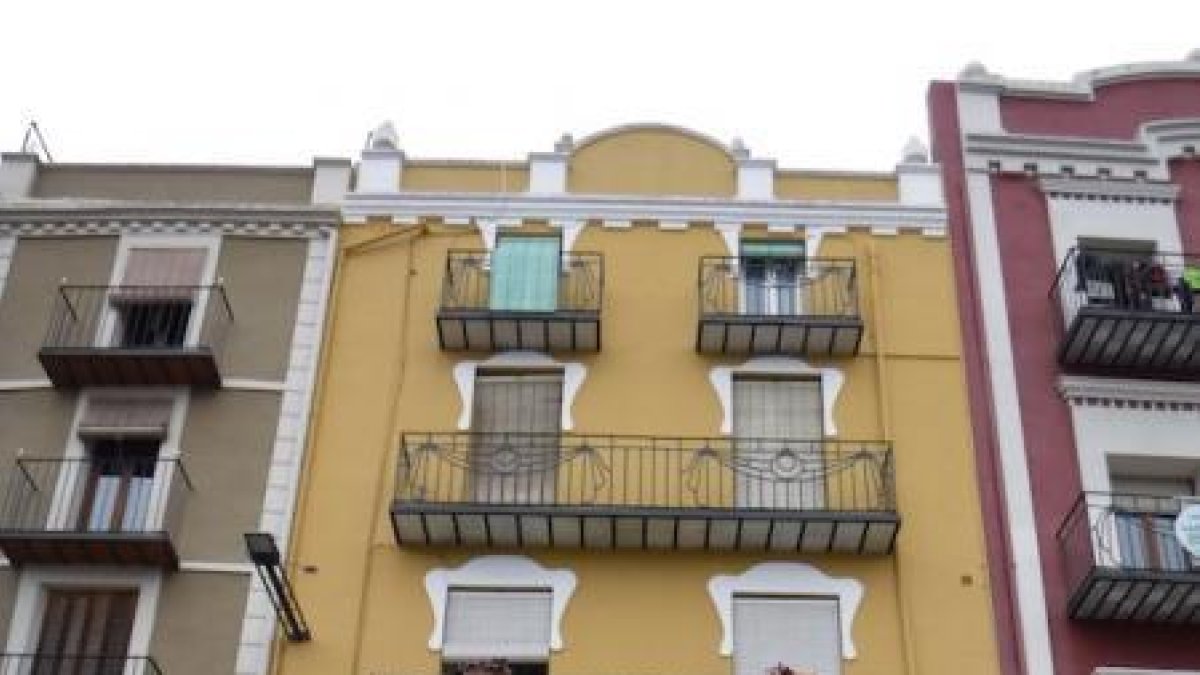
{"left": 959, "top": 53, "right": 1200, "bottom": 101}
{"left": 709, "top": 357, "right": 843, "bottom": 436}
{"left": 0, "top": 215, "right": 335, "bottom": 239}
{"left": 528, "top": 151, "right": 569, "bottom": 195}
{"left": 424, "top": 555, "right": 577, "bottom": 652}
{"left": 958, "top": 163, "right": 1055, "bottom": 671}
{"left": 342, "top": 191, "right": 946, "bottom": 236}
{"left": 708, "top": 562, "right": 863, "bottom": 659}
{"left": 358, "top": 147, "right": 405, "bottom": 193}
{"left": 736, "top": 157, "right": 776, "bottom": 201}
{"left": 5, "top": 568, "right": 162, "bottom": 662}
{"left": 453, "top": 352, "right": 587, "bottom": 431}
{"left": 714, "top": 222, "right": 743, "bottom": 256}
{"left": 1040, "top": 177, "right": 1179, "bottom": 203}
{"left": 0, "top": 235, "right": 14, "bottom": 305}
{"left": 234, "top": 232, "right": 338, "bottom": 675}
{"left": 178, "top": 561, "right": 256, "bottom": 574}
{"left": 0, "top": 378, "right": 52, "bottom": 391}
{"left": 221, "top": 378, "right": 288, "bottom": 393}
{"left": 1059, "top": 375, "right": 1200, "bottom": 408}
{"left": 554, "top": 219, "right": 585, "bottom": 252}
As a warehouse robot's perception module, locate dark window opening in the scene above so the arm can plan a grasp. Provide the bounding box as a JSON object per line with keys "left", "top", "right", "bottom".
{"left": 441, "top": 661, "right": 548, "bottom": 675}
{"left": 115, "top": 300, "right": 192, "bottom": 348}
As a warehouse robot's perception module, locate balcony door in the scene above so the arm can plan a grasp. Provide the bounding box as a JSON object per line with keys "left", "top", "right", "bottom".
{"left": 489, "top": 237, "right": 561, "bottom": 312}
{"left": 733, "top": 377, "right": 824, "bottom": 509}
{"left": 107, "top": 247, "right": 208, "bottom": 349}
{"left": 77, "top": 440, "right": 160, "bottom": 534}
{"left": 33, "top": 589, "right": 136, "bottom": 675}
{"left": 471, "top": 373, "right": 562, "bottom": 504}
{"left": 741, "top": 241, "right": 805, "bottom": 317}
{"left": 1111, "top": 475, "right": 1195, "bottom": 572}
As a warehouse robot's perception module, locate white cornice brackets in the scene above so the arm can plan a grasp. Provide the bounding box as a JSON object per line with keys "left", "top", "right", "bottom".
{"left": 709, "top": 357, "right": 844, "bottom": 435}
{"left": 708, "top": 562, "right": 864, "bottom": 659}
{"left": 425, "top": 555, "right": 578, "bottom": 652}
{"left": 476, "top": 218, "right": 585, "bottom": 252}
{"left": 453, "top": 352, "right": 587, "bottom": 431}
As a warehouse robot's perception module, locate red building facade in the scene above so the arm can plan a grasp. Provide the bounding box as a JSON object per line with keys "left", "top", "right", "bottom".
{"left": 930, "top": 52, "right": 1200, "bottom": 675}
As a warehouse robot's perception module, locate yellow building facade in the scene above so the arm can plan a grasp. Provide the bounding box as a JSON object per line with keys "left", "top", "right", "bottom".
{"left": 277, "top": 125, "right": 1000, "bottom": 675}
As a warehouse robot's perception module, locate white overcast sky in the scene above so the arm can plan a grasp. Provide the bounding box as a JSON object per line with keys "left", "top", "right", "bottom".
{"left": 2, "top": 1, "right": 1196, "bottom": 171}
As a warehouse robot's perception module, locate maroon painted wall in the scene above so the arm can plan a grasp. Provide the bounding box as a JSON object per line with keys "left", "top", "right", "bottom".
{"left": 935, "top": 73, "right": 1200, "bottom": 674}
{"left": 1002, "top": 79, "right": 1200, "bottom": 140}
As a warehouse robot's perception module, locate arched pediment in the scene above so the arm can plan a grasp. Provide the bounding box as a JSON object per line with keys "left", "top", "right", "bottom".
{"left": 568, "top": 123, "right": 737, "bottom": 197}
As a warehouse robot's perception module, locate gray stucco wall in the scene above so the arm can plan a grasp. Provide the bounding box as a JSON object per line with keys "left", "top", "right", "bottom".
{"left": 150, "top": 572, "right": 250, "bottom": 674}
{"left": 33, "top": 166, "right": 313, "bottom": 203}
{"left": 0, "top": 568, "right": 18, "bottom": 647}
{"left": 0, "top": 390, "right": 76, "bottom": 465}
{"left": 0, "top": 237, "right": 117, "bottom": 379}
{"left": 215, "top": 237, "right": 307, "bottom": 381}
{"left": 176, "top": 390, "right": 280, "bottom": 562}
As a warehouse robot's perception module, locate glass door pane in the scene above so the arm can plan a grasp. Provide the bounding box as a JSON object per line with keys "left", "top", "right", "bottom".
{"left": 489, "top": 238, "right": 561, "bottom": 312}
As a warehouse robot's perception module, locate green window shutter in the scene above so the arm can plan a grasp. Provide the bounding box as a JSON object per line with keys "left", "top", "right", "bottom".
{"left": 740, "top": 240, "right": 805, "bottom": 258}
{"left": 489, "top": 237, "right": 561, "bottom": 311}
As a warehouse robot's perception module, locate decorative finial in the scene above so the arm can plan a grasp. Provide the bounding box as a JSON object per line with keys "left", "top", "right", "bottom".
{"left": 960, "top": 61, "right": 990, "bottom": 79}
{"left": 901, "top": 136, "right": 929, "bottom": 164}
{"left": 730, "top": 137, "right": 750, "bottom": 159}
{"left": 554, "top": 133, "right": 574, "bottom": 153}
{"left": 367, "top": 121, "right": 399, "bottom": 151}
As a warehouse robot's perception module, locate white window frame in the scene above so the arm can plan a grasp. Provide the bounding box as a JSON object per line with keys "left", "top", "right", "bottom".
{"left": 424, "top": 555, "right": 577, "bottom": 655}
{"left": 45, "top": 389, "right": 189, "bottom": 533}
{"left": 453, "top": 352, "right": 587, "bottom": 431}
{"left": 2, "top": 567, "right": 162, "bottom": 672}
{"left": 97, "top": 234, "right": 222, "bottom": 349}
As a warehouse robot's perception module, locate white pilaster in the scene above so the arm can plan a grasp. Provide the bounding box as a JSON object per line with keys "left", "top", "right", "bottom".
{"left": 310, "top": 157, "right": 353, "bottom": 204}
{"left": 0, "top": 153, "right": 39, "bottom": 200}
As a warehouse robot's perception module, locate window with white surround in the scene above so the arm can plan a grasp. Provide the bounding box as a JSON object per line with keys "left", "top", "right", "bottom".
{"left": 732, "top": 377, "right": 824, "bottom": 509}
{"left": 440, "top": 588, "right": 552, "bottom": 675}
{"left": 733, "top": 595, "right": 841, "bottom": 675}
{"left": 471, "top": 372, "right": 563, "bottom": 505}
{"left": 1110, "top": 474, "right": 1197, "bottom": 572}
{"left": 739, "top": 240, "right": 805, "bottom": 317}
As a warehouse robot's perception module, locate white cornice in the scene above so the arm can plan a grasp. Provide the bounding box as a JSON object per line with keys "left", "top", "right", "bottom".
{"left": 1039, "top": 177, "right": 1180, "bottom": 203}
{"left": 1059, "top": 375, "right": 1200, "bottom": 407}
{"left": 341, "top": 190, "right": 945, "bottom": 233}
{"left": 959, "top": 55, "right": 1200, "bottom": 101}
{"left": 0, "top": 218, "right": 335, "bottom": 239}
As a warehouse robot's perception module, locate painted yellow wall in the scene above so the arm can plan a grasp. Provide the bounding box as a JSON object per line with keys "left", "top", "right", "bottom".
{"left": 774, "top": 172, "right": 899, "bottom": 202}
{"left": 280, "top": 128, "right": 999, "bottom": 675}
{"left": 567, "top": 127, "right": 735, "bottom": 197}
{"left": 403, "top": 163, "right": 529, "bottom": 193}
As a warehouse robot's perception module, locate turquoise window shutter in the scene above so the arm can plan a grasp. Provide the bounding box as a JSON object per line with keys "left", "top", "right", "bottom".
{"left": 490, "top": 237, "right": 561, "bottom": 311}
{"left": 740, "top": 240, "right": 805, "bottom": 258}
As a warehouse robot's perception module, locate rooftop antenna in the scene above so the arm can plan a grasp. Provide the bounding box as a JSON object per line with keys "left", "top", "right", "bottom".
{"left": 21, "top": 120, "right": 54, "bottom": 162}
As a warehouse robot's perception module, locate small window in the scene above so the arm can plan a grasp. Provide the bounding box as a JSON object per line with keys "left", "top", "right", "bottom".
{"left": 733, "top": 595, "right": 841, "bottom": 675}
{"left": 441, "top": 589, "right": 552, "bottom": 675}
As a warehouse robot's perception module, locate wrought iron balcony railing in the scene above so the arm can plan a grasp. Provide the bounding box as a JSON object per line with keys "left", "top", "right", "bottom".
{"left": 1052, "top": 247, "right": 1200, "bottom": 378}
{"left": 39, "top": 284, "right": 233, "bottom": 387}
{"left": 0, "top": 654, "right": 162, "bottom": 675}
{"left": 393, "top": 433, "right": 898, "bottom": 553}
{"left": 1058, "top": 491, "right": 1200, "bottom": 622}
{"left": 437, "top": 250, "right": 603, "bottom": 352}
{"left": 697, "top": 257, "right": 862, "bottom": 356}
{"left": 0, "top": 457, "right": 193, "bottom": 569}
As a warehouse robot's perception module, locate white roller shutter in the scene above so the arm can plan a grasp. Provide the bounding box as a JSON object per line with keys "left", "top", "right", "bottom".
{"left": 733, "top": 596, "right": 841, "bottom": 675}
{"left": 443, "top": 589, "right": 552, "bottom": 660}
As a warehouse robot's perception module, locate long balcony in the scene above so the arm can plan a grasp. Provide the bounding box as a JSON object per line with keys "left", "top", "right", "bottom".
{"left": 0, "top": 457, "right": 192, "bottom": 570}
{"left": 0, "top": 655, "right": 162, "bottom": 675}
{"left": 39, "top": 285, "right": 232, "bottom": 388}
{"left": 436, "top": 250, "right": 603, "bottom": 352}
{"left": 1053, "top": 248, "right": 1200, "bottom": 379}
{"left": 393, "top": 433, "right": 898, "bottom": 553}
{"left": 697, "top": 257, "right": 862, "bottom": 357}
{"left": 1059, "top": 492, "right": 1200, "bottom": 623}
